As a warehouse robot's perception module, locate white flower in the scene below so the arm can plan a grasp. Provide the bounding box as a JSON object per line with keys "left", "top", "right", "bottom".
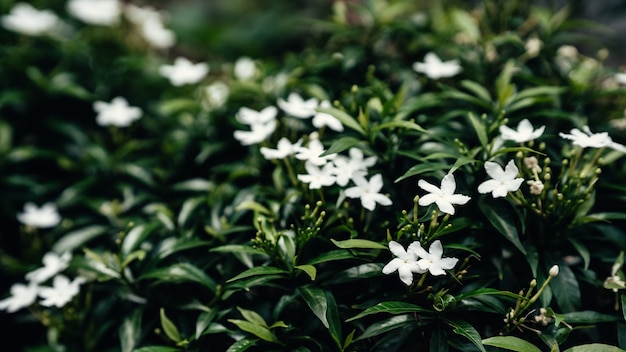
{"left": 67, "top": 0, "right": 121, "bottom": 26}
{"left": 140, "top": 17, "right": 175, "bottom": 48}
{"left": 159, "top": 57, "right": 209, "bottom": 86}
{"left": 297, "top": 162, "right": 336, "bottom": 189}
{"left": 412, "top": 52, "right": 462, "bottom": 79}
{"left": 38, "top": 275, "right": 86, "bottom": 308}
{"left": 260, "top": 137, "right": 302, "bottom": 160}
{"left": 524, "top": 156, "right": 542, "bottom": 173}
{"left": 204, "top": 82, "right": 229, "bottom": 109}
{"left": 277, "top": 93, "right": 319, "bottom": 118}
{"left": 233, "top": 120, "right": 277, "bottom": 146}
{"left": 477, "top": 160, "right": 524, "bottom": 198}
{"left": 408, "top": 240, "right": 458, "bottom": 276}
{"left": 312, "top": 101, "right": 344, "bottom": 132}
{"left": 124, "top": 4, "right": 161, "bottom": 24}
{"left": 17, "top": 202, "right": 61, "bottom": 228}
{"left": 616, "top": 73, "right": 626, "bottom": 85}
{"left": 295, "top": 139, "right": 336, "bottom": 166}
{"left": 382, "top": 241, "right": 424, "bottom": 286}
{"left": 0, "top": 282, "right": 39, "bottom": 312}
{"left": 93, "top": 97, "right": 142, "bottom": 127}
{"left": 345, "top": 174, "right": 392, "bottom": 211}
{"left": 499, "top": 119, "right": 545, "bottom": 143}
{"left": 235, "top": 106, "right": 277, "bottom": 125}
{"left": 559, "top": 126, "right": 626, "bottom": 152}
{"left": 330, "top": 148, "right": 376, "bottom": 186}
{"left": 25, "top": 252, "right": 72, "bottom": 283}
{"left": 234, "top": 57, "right": 257, "bottom": 81}
{"left": 527, "top": 180, "right": 544, "bottom": 195}
{"left": 1, "top": 3, "right": 61, "bottom": 36}
{"left": 549, "top": 265, "right": 560, "bottom": 277}
{"left": 418, "top": 174, "right": 471, "bottom": 215}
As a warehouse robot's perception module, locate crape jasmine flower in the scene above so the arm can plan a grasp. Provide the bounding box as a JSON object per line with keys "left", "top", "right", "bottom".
{"left": 295, "top": 138, "right": 336, "bottom": 166}
{"left": 408, "top": 240, "right": 459, "bottom": 276}
{"left": 38, "top": 275, "right": 86, "bottom": 308}
{"left": 260, "top": 137, "right": 302, "bottom": 160}
{"left": 297, "top": 162, "right": 336, "bottom": 189}
{"left": 277, "top": 93, "right": 319, "bottom": 119}
{"left": 25, "top": 252, "right": 72, "bottom": 284}
{"left": 234, "top": 56, "right": 257, "bottom": 81}
{"left": 17, "top": 202, "right": 61, "bottom": 228}
{"left": 1, "top": 3, "right": 61, "bottom": 36}
{"left": 0, "top": 282, "right": 39, "bottom": 312}
{"left": 559, "top": 126, "right": 626, "bottom": 152}
{"left": 204, "top": 82, "right": 230, "bottom": 109}
{"left": 233, "top": 120, "right": 277, "bottom": 146}
{"left": 412, "top": 52, "right": 462, "bottom": 79}
{"left": 418, "top": 174, "right": 470, "bottom": 215}
{"left": 382, "top": 241, "right": 424, "bottom": 286}
{"left": 478, "top": 160, "right": 524, "bottom": 198}
{"left": 235, "top": 106, "right": 277, "bottom": 126}
{"left": 159, "top": 57, "right": 209, "bottom": 86}
{"left": 93, "top": 97, "right": 142, "bottom": 127}
{"left": 499, "top": 119, "right": 545, "bottom": 143}
{"left": 312, "top": 101, "right": 344, "bottom": 132}
{"left": 67, "top": 0, "right": 121, "bottom": 26}
{"left": 124, "top": 4, "right": 175, "bottom": 48}
{"left": 344, "top": 174, "right": 392, "bottom": 211}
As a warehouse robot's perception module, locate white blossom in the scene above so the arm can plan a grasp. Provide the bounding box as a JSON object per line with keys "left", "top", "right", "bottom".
{"left": 499, "top": 119, "right": 545, "bottom": 143}
{"left": 616, "top": 73, "right": 626, "bottom": 85}
{"left": 477, "top": 160, "right": 524, "bottom": 198}
{"left": 204, "top": 81, "right": 230, "bottom": 109}
{"left": 527, "top": 180, "right": 544, "bottom": 195}
{"left": 294, "top": 139, "right": 336, "bottom": 166}
{"left": 233, "top": 120, "right": 277, "bottom": 146}
{"left": 67, "top": 0, "right": 121, "bottom": 26}
{"left": 260, "top": 137, "right": 302, "bottom": 160}
{"left": 382, "top": 241, "right": 424, "bottom": 286}
{"left": 0, "top": 282, "right": 39, "bottom": 312}
{"left": 17, "top": 202, "right": 61, "bottom": 228}
{"left": 312, "top": 101, "right": 344, "bottom": 131}
{"left": 408, "top": 240, "right": 458, "bottom": 276}
{"left": 344, "top": 174, "right": 392, "bottom": 211}
{"left": 38, "top": 275, "right": 86, "bottom": 308}
{"left": 412, "top": 52, "right": 461, "bottom": 79}
{"left": 277, "top": 93, "right": 318, "bottom": 118}
{"left": 140, "top": 17, "right": 175, "bottom": 48}
{"left": 159, "top": 57, "right": 209, "bottom": 86}
{"left": 418, "top": 174, "right": 471, "bottom": 215}
{"left": 1, "top": 3, "right": 61, "bottom": 36}
{"left": 559, "top": 126, "right": 626, "bottom": 152}
{"left": 25, "top": 252, "right": 72, "bottom": 284}
{"left": 235, "top": 106, "right": 277, "bottom": 125}
{"left": 93, "top": 97, "right": 142, "bottom": 127}
{"left": 297, "top": 162, "right": 336, "bottom": 189}
{"left": 234, "top": 57, "right": 257, "bottom": 81}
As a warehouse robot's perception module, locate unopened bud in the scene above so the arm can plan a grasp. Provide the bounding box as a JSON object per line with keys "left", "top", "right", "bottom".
{"left": 549, "top": 265, "right": 559, "bottom": 277}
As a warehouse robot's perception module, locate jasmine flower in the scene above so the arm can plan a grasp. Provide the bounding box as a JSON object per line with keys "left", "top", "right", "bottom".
{"left": 527, "top": 180, "right": 544, "bottom": 195}
{"left": 499, "top": 119, "right": 545, "bottom": 143}
{"left": 25, "top": 252, "right": 72, "bottom": 283}
{"left": 1, "top": 3, "right": 61, "bottom": 36}
{"left": 412, "top": 52, "right": 462, "bottom": 79}
{"left": 38, "top": 275, "right": 86, "bottom": 308}
{"left": 93, "top": 97, "right": 142, "bottom": 127}
{"left": 345, "top": 174, "right": 392, "bottom": 211}
{"left": 233, "top": 120, "right": 277, "bottom": 146}
{"left": 408, "top": 240, "right": 458, "bottom": 276}
{"left": 67, "top": 0, "right": 121, "bottom": 26}
{"left": 477, "top": 160, "right": 524, "bottom": 198}
{"left": 382, "top": 241, "right": 424, "bottom": 286}
{"left": 204, "top": 81, "right": 230, "bottom": 109}
{"left": 559, "top": 126, "right": 626, "bottom": 152}
{"left": 312, "top": 101, "right": 344, "bottom": 132}
{"left": 297, "top": 162, "right": 336, "bottom": 189}
{"left": 235, "top": 106, "right": 277, "bottom": 126}
{"left": 418, "top": 174, "right": 471, "bottom": 215}
{"left": 277, "top": 93, "right": 318, "bottom": 118}
{"left": 0, "top": 282, "right": 39, "bottom": 312}
{"left": 140, "top": 17, "right": 175, "bottom": 49}
{"left": 330, "top": 148, "right": 376, "bottom": 186}
{"left": 17, "top": 202, "right": 61, "bottom": 228}
{"left": 260, "top": 137, "right": 302, "bottom": 160}
{"left": 295, "top": 139, "right": 336, "bottom": 166}
{"left": 234, "top": 57, "right": 257, "bottom": 81}
{"left": 159, "top": 57, "right": 209, "bottom": 86}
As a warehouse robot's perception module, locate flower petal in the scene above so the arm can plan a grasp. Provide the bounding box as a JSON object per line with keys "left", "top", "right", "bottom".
{"left": 418, "top": 179, "right": 441, "bottom": 194}
{"left": 440, "top": 174, "right": 457, "bottom": 195}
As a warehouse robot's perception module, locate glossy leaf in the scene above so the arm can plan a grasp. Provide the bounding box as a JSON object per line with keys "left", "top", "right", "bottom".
{"left": 478, "top": 198, "right": 526, "bottom": 255}
{"left": 483, "top": 336, "right": 542, "bottom": 352}
{"left": 444, "top": 319, "right": 486, "bottom": 352}
{"left": 140, "top": 263, "right": 216, "bottom": 292}
{"left": 346, "top": 301, "right": 430, "bottom": 322}
{"left": 226, "top": 266, "right": 289, "bottom": 283}
{"left": 562, "top": 344, "right": 625, "bottom": 352}
{"left": 227, "top": 320, "right": 277, "bottom": 343}
{"left": 331, "top": 238, "right": 387, "bottom": 249}
{"left": 160, "top": 308, "right": 181, "bottom": 343}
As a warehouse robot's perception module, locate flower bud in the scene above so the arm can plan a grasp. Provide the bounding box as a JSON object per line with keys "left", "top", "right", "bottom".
{"left": 549, "top": 265, "right": 559, "bottom": 277}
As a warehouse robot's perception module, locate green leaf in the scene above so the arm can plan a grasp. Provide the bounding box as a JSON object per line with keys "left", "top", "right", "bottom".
{"left": 235, "top": 200, "right": 273, "bottom": 215}
{"left": 120, "top": 309, "right": 142, "bottom": 352}
{"left": 140, "top": 263, "right": 216, "bottom": 292}
{"left": 121, "top": 224, "right": 158, "bottom": 257}
{"left": 237, "top": 307, "right": 268, "bottom": 326}
{"left": 560, "top": 310, "right": 620, "bottom": 324}
{"left": 306, "top": 249, "right": 356, "bottom": 265}
{"left": 371, "top": 120, "right": 427, "bottom": 134}
{"left": 461, "top": 80, "right": 492, "bottom": 102}
{"left": 178, "top": 197, "right": 205, "bottom": 227}
{"left": 395, "top": 163, "right": 449, "bottom": 182}
{"left": 346, "top": 301, "right": 430, "bottom": 322}
{"left": 160, "top": 308, "right": 181, "bottom": 343}
{"left": 478, "top": 198, "right": 526, "bottom": 255}
{"left": 483, "top": 336, "right": 542, "bottom": 352}
{"left": 455, "top": 288, "right": 524, "bottom": 302}
{"left": 157, "top": 238, "right": 212, "bottom": 259}
{"left": 52, "top": 225, "right": 108, "bottom": 253}
{"left": 563, "top": 344, "right": 625, "bottom": 352}
{"left": 195, "top": 310, "right": 217, "bottom": 340}
{"left": 295, "top": 264, "right": 317, "bottom": 281}
{"left": 353, "top": 315, "right": 412, "bottom": 341}
{"left": 430, "top": 322, "right": 449, "bottom": 352}
{"left": 622, "top": 295, "right": 626, "bottom": 322}
{"left": 297, "top": 287, "right": 330, "bottom": 328}
{"left": 227, "top": 319, "right": 277, "bottom": 343}
{"left": 567, "top": 238, "right": 590, "bottom": 270}
{"left": 225, "top": 338, "right": 258, "bottom": 352}
{"left": 226, "top": 266, "right": 289, "bottom": 283}
{"left": 209, "top": 244, "right": 268, "bottom": 257}
{"left": 330, "top": 238, "right": 387, "bottom": 250}
{"left": 444, "top": 319, "right": 486, "bottom": 352}
{"left": 550, "top": 264, "right": 581, "bottom": 312}
{"left": 467, "top": 112, "right": 488, "bottom": 151}
{"left": 316, "top": 106, "right": 366, "bottom": 135}
{"left": 322, "top": 136, "right": 363, "bottom": 156}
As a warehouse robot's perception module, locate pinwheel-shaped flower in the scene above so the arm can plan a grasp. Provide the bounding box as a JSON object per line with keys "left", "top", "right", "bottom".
{"left": 382, "top": 241, "right": 424, "bottom": 286}
{"left": 559, "top": 126, "right": 626, "bottom": 152}
{"left": 412, "top": 52, "right": 462, "bottom": 79}
{"left": 408, "top": 240, "right": 458, "bottom": 276}
{"left": 418, "top": 174, "right": 470, "bottom": 215}
{"left": 344, "top": 174, "right": 392, "bottom": 211}
{"left": 17, "top": 202, "right": 61, "bottom": 228}
{"left": 499, "top": 119, "right": 545, "bottom": 143}
{"left": 477, "top": 160, "right": 524, "bottom": 198}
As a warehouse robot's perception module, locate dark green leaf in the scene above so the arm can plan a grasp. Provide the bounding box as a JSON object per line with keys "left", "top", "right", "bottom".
{"left": 133, "top": 347, "right": 180, "bottom": 352}
{"left": 306, "top": 249, "right": 356, "bottom": 265}
{"left": 354, "top": 315, "right": 412, "bottom": 341}
{"left": 562, "top": 344, "right": 625, "bottom": 352}
{"left": 331, "top": 238, "right": 387, "bottom": 249}
{"left": 550, "top": 264, "right": 581, "bottom": 312}
{"left": 321, "top": 136, "right": 363, "bottom": 156}
{"left": 228, "top": 319, "right": 277, "bottom": 342}
{"left": 140, "top": 263, "right": 216, "bottom": 292}
{"left": 444, "top": 319, "right": 486, "bottom": 352}
{"left": 226, "top": 266, "right": 289, "bottom": 283}
{"left": 371, "top": 120, "right": 427, "bottom": 134}
{"left": 395, "top": 163, "right": 450, "bottom": 182}
{"left": 346, "top": 301, "right": 430, "bottom": 322}
{"left": 478, "top": 198, "right": 526, "bottom": 255}
{"left": 483, "top": 336, "right": 541, "bottom": 352}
